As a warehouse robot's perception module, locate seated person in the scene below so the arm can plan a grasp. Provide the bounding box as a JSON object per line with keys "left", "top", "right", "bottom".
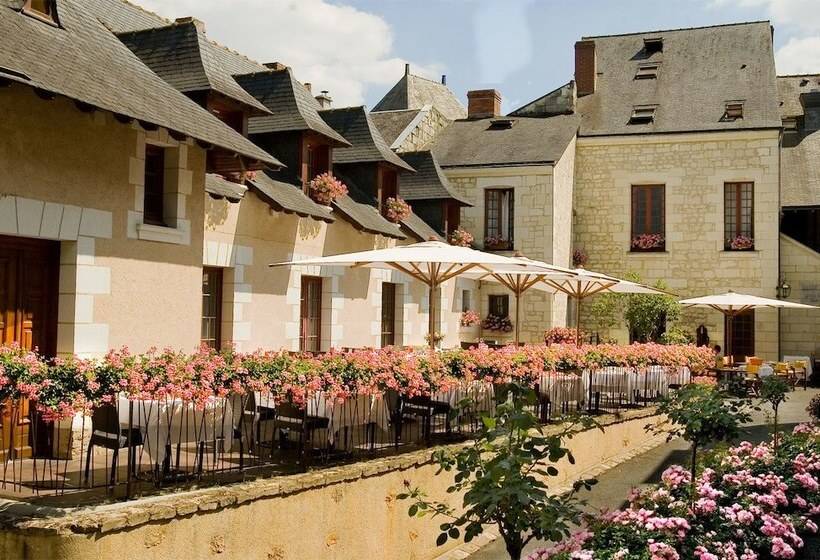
{"left": 713, "top": 345, "right": 724, "bottom": 368}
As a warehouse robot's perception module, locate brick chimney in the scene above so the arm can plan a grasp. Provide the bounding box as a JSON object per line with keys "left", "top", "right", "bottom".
{"left": 575, "top": 40, "right": 596, "bottom": 96}
{"left": 303, "top": 82, "right": 312, "bottom": 94}
{"left": 175, "top": 16, "right": 205, "bottom": 34}
{"left": 315, "top": 90, "right": 332, "bottom": 109}
{"left": 467, "top": 89, "right": 502, "bottom": 119}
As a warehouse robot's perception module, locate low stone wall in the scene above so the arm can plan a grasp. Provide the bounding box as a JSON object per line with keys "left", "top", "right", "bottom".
{"left": 0, "top": 408, "right": 666, "bottom": 560}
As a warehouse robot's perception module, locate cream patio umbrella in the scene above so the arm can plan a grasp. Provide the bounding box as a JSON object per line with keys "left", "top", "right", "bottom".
{"left": 538, "top": 268, "right": 671, "bottom": 346}
{"left": 270, "top": 240, "right": 545, "bottom": 348}
{"left": 679, "top": 290, "right": 817, "bottom": 361}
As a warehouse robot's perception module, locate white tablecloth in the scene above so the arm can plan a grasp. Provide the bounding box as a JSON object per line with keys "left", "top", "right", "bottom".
{"left": 117, "top": 396, "right": 234, "bottom": 464}
{"left": 537, "top": 373, "right": 584, "bottom": 403}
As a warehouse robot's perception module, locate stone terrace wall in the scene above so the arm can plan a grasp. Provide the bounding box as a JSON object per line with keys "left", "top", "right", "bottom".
{"left": 574, "top": 130, "right": 780, "bottom": 359}
{"left": 0, "top": 409, "right": 664, "bottom": 560}
{"left": 780, "top": 233, "right": 820, "bottom": 357}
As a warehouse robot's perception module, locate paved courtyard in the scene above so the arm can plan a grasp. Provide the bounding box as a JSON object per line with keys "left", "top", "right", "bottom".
{"left": 468, "top": 388, "right": 820, "bottom": 560}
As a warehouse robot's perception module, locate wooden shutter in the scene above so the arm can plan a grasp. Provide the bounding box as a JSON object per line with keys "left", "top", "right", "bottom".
{"left": 201, "top": 267, "right": 223, "bottom": 350}
{"left": 381, "top": 283, "right": 396, "bottom": 347}
{"left": 300, "top": 276, "right": 322, "bottom": 352}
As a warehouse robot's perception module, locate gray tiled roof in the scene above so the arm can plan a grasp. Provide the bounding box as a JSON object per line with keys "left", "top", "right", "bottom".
{"left": 117, "top": 21, "right": 270, "bottom": 115}
{"left": 205, "top": 174, "right": 247, "bottom": 202}
{"left": 332, "top": 172, "right": 406, "bottom": 239}
{"left": 321, "top": 107, "right": 415, "bottom": 171}
{"left": 398, "top": 151, "right": 471, "bottom": 205}
{"left": 0, "top": 0, "right": 280, "bottom": 167}
{"left": 401, "top": 211, "right": 442, "bottom": 242}
{"left": 369, "top": 109, "right": 422, "bottom": 147}
{"left": 85, "top": 0, "right": 169, "bottom": 32}
{"left": 430, "top": 115, "right": 580, "bottom": 168}
{"left": 373, "top": 73, "right": 466, "bottom": 120}
{"left": 248, "top": 172, "right": 334, "bottom": 222}
{"left": 778, "top": 75, "right": 820, "bottom": 207}
{"left": 237, "top": 69, "right": 350, "bottom": 146}
{"left": 576, "top": 21, "right": 781, "bottom": 136}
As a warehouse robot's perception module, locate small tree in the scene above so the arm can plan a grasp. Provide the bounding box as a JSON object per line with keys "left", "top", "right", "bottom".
{"left": 759, "top": 375, "right": 789, "bottom": 453}
{"left": 399, "top": 383, "right": 598, "bottom": 560}
{"left": 648, "top": 384, "right": 753, "bottom": 497}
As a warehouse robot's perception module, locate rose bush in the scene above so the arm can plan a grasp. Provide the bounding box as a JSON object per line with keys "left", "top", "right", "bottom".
{"left": 0, "top": 342, "right": 714, "bottom": 421}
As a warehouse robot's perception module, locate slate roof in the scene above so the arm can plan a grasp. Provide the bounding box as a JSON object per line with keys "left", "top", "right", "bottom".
{"left": 430, "top": 115, "right": 580, "bottom": 168}
{"left": 369, "top": 108, "right": 422, "bottom": 147}
{"left": 236, "top": 68, "right": 350, "bottom": 145}
{"left": 401, "top": 211, "right": 442, "bottom": 242}
{"left": 117, "top": 21, "right": 270, "bottom": 115}
{"left": 247, "top": 171, "right": 334, "bottom": 222}
{"left": 778, "top": 75, "right": 820, "bottom": 207}
{"left": 205, "top": 174, "right": 247, "bottom": 202}
{"left": 397, "top": 151, "right": 471, "bottom": 205}
{"left": 321, "top": 107, "right": 415, "bottom": 171}
{"left": 85, "top": 0, "right": 168, "bottom": 32}
{"left": 332, "top": 171, "right": 406, "bottom": 239}
{"left": 576, "top": 21, "right": 781, "bottom": 136}
{"left": 373, "top": 72, "right": 466, "bottom": 120}
{"left": 0, "top": 0, "right": 280, "bottom": 167}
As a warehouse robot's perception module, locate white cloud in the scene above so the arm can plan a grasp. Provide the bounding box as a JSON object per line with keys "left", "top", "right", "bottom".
{"left": 711, "top": 0, "right": 820, "bottom": 32}
{"left": 135, "top": 0, "right": 443, "bottom": 107}
{"left": 775, "top": 36, "right": 820, "bottom": 74}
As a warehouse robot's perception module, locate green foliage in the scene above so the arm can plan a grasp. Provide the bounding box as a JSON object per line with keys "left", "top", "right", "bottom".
{"left": 647, "top": 384, "right": 754, "bottom": 485}
{"left": 659, "top": 325, "right": 694, "bottom": 345}
{"left": 399, "top": 382, "right": 599, "bottom": 560}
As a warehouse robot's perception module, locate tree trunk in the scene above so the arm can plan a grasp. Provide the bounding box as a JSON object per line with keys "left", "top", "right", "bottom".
{"left": 690, "top": 442, "right": 698, "bottom": 503}
{"left": 773, "top": 406, "right": 779, "bottom": 454}
{"left": 504, "top": 539, "right": 523, "bottom": 560}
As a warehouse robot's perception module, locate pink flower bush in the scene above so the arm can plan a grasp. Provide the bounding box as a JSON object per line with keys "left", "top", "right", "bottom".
{"left": 632, "top": 233, "right": 665, "bottom": 250}
{"left": 449, "top": 227, "right": 474, "bottom": 247}
{"left": 528, "top": 426, "right": 820, "bottom": 560}
{"left": 460, "top": 310, "right": 480, "bottom": 327}
{"left": 544, "top": 327, "right": 582, "bottom": 345}
{"left": 308, "top": 172, "right": 348, "bottom": 205}
{"left": 482, "top": 314, "right": 513, "bottom": 333}
{"left": 572, "top": 248, "right": 589, "bottom": 268}
{"left": 729, "top": 234, "right": 755, "bottom": 251}
{"left": 0, "top": 343, "right": 715, "bottom": 421}
{"left": 384, "top": 197, "right": 411, "bottom": 222}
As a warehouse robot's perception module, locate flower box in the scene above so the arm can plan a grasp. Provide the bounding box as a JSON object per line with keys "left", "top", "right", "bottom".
{"left": 631, "top": 233, "right": 665, "bottom": 252}
{"left": 727, "top": 234, "right": 754, "bottom": 251}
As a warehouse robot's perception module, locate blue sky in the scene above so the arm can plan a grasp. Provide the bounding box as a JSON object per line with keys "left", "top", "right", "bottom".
{"left": 141, "top": 0, "right": 820, "bottom": 110}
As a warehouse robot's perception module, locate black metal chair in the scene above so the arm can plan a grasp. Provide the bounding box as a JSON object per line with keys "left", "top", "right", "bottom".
{"left": 84, "top": 404, "right": 143, "bottom": 487}
{"left": 274, "top": 402, "right": 330, "bottom": 465}
{"left": 386, "top": 391, "right": 451, "bottom": 447}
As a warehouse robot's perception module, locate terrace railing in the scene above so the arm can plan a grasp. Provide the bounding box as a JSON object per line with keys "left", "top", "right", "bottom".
{"left": 0, "top": 366, "right": 690, "bottom": 504}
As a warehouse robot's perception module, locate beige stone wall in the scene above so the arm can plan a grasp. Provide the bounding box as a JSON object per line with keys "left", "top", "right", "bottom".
{"left": 0, "top": 409, "right": 663, "bottom": 560}
{"left": 394, "top": 105, "right": 451, "bottom": 153}
{"left": 204, "top": 192, "right": 462, "bottom": 351}
{"left": 574, "top": 130, "right": 781, "bottom": 358}
{"left": 445, "top": 165, "right": 572, "bottom": 344}
{"left": 780, "top": 234, "right": 820, "bottom": 357}
{"left": 0, "top": 85, "right": 206, "bottom": 356}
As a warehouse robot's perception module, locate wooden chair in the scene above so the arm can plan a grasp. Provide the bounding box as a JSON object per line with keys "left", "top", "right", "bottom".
{"left": 84, "top": 404, "right": 143, "bottom": 487}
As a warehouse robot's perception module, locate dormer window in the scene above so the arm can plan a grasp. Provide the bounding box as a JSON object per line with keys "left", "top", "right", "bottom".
{"left": 635, "top": 63, "right": 659, "bottom": 80}
{"left": 488, "top": 118, "right": 515, "bottom": 130}
{"left": 22, "top": 0, "right": 58, "bottom": 24}
{"left": 628, "top": 105, "right": 656, "bottom": 125}
{"left": 723, "top": 101, "right": 744, "bottom": 121}
{"left": 644, "top": 37, "right": 663, "bottom": 54}
{"left": 782, "top": 116, "right": 798, "bottom": 132}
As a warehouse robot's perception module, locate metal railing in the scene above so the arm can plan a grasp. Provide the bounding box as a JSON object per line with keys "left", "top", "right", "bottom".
{"left": 0, "top": 366, "right": 689, "bottom": 504}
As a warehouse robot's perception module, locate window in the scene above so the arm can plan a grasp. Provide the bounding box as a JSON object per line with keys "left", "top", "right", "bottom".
{"left": 381, "top": 283, "right": 397, "bottom": 347}
{"left": 379, "top": 167, "right": 398, "bottom": 216}
{"left": 628, "top": 106, "right": 656, "bottom": 125}
{"left": 484, "top": 188, "right": 514, "bottom": 250}
{"left": 201, "top": 267, "right": 223, "bottom": 350}
{"left": 144, "top": 144, "right": 166, "bottom": 226}
{"left": 644, "top": 37, "right": 663, "bottom": 54}
{"left": 301, "top": 139, "right": 330, "bottom": 193}
{"left": 724, "top": 182, "right": 754, "bottom": 250}
{"left": 488, "top": 294, "right": 509, "bottom": 318}
{"left": 299, "top": 276, "right": 322, "bottom": 353}
{"left": 726, "top": 310, "right": 755, "bottom": 361}
{"left": 23, "top": 0, "right": 57, "bottom": 23}
{"left": 461, "top": 289, "right": 472, "bottom": 313}
{"left": 631, "top": 185, "right": 665, "bottom": 251}
{"left": 723, "top": 102, "right": 744, "bottom": 121}
{"left": 635, "top": 63, "right": 659, "bottom": 80}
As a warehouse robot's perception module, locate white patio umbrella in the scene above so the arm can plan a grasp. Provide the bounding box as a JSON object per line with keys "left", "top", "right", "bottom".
{"left": 538, "top": 268, "right": 671, "bottom": 346}
{"left": 679, "top": 290, "right": 817, "bottom": 361}
{"left": 270, "top": 240, "right": 542, "bottom": 347}
{"left": 462, "top": 254, "right": 578, "bottom": 345}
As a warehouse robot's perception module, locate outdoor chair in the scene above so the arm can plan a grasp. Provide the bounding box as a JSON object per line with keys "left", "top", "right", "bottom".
{"left": 235, "top": 392, "right": 277, "bottom": 458}
{"left": 385, "top": 390, "right": 451, "bottom": 447}
{"left": 274, "top": 402, "right": 330, "bottom": 464}
{"left": 84, "top": 404, "right": 143, "bottom": 488}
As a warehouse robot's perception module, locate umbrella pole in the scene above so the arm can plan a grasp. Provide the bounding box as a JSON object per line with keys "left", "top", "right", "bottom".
{"left": 726, "top": 312, "right": 733, "bottom": 365}
{"left": 428, "top": 276, "right": 437, "bottom": 349}
{"left": 575, "top": 297, "right": 582, "bottom": 347}
{"left": 514, "top": 290, "right": 521, "bottom": 346}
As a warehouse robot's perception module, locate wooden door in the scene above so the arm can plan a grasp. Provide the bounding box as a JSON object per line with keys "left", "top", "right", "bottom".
{"left": 0, "top": 235, "right": 59, "bottom": 458}
{"left": 726, "top": 310, "right": 755, "bottom": 362}
{"left": 299, "top": 276, "right": 322, "bottom": 353}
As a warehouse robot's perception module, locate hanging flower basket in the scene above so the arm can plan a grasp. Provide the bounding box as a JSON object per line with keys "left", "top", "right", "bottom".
{"left": 385, "top": 197, "right": 411, "bottom": 222}
{"left": 631, "top": 233, "right": 665, "bottom": 251}
{"left": 484, "top": 235, "right": 510, "bottom": 251}
{"left": 449, "top": 228, "right": 474, "bottom": 247}
{"left": 460, "top": 310, "right": 480, "bottom": 327}
{"left": 308, "top": 173, "right": 348, "bottom": 205}
{"left": 572, "top": 248, "right": 588, "bottom": 268}
{"left": 728, "top": 234, "right": 754, "bottom": 250}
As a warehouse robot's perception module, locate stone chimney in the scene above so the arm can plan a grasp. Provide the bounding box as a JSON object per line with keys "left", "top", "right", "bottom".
{"left": 315, "top": 90, "right": 332, "bottom": 109}
{"left": 264, "top": 62, "right": 288, "bottom": 71}
{"left": 574, "top": 40, "right": 596, "bottom": 96}
{"left": 175, "top": 16, "right": 205, "bottom": 34}
{"left": 467, "top": 89, "right": 502, "bottom": 119}
{"left": 404, "top": 63, "right": 410, "bottom": 76}
{"left": 441, "top": 75, "right": 447, "bottom": 86}
{"left": 303, "top": 82, "right": 312, "bottom": 94}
